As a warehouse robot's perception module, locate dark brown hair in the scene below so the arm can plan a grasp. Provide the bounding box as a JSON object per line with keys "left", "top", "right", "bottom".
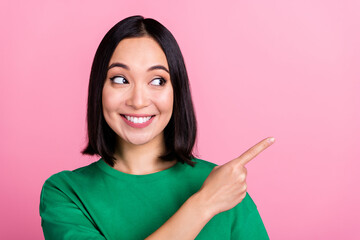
{"left": 82, "top": 15, "right": 197, "bottom": 167}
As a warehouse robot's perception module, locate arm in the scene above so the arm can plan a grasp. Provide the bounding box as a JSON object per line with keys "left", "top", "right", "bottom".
{"left": 231, "top": 193, "right": 269, "bottom": 240}
{"left": 41, "top": 177, "right": 213, "bottom": 240}
{"left": 41, "top": 138, "right": 273, "bottom": 239}
{"left": 40, "top": 177, "right": 107, "bottom": 240}
{"left": 145, "top": 192, "right": 214, "bottom": 240}
{"left": 146, "top": 137, "right": 274, "bottom": 240}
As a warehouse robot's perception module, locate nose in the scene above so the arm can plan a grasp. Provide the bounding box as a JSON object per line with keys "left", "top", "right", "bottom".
{"left": 125, "top": 84, "right": 150, "bottom": 110}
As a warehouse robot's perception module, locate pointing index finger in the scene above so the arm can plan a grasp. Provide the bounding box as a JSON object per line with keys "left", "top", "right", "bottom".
{"left": 234, "top": 137, "right": 275, "bottom": 166}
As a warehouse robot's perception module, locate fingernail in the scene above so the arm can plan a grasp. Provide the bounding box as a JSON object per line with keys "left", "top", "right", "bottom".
{"left": 267, "top": 137, "right": 275, "bottom": 143}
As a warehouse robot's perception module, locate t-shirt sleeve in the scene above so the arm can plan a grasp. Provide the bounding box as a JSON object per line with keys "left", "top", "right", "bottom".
{"left": 39, "top": 174, "right": 106, "bottom": 240}
{"left": 231, "top": 193, "right": 269, "bottom": 240}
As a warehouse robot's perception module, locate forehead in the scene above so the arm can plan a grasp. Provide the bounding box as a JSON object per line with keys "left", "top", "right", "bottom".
{"left": 109, "top": 36, "right": 169, "bottom": 69}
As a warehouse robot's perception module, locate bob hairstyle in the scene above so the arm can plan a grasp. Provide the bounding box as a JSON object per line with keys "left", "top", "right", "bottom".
{"left": 82, "top": 15, "right": 197, "bottom": 167}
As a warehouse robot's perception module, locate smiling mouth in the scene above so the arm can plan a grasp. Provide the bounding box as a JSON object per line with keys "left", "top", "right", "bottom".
{"left": 120, "top": 114, "right": 155, "bottom": 124}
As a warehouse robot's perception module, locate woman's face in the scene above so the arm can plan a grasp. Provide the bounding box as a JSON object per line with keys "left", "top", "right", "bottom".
{"left": 102, "top": 36, "right": 173, "bottom": 146}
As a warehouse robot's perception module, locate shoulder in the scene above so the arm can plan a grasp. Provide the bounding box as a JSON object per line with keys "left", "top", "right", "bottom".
{"left": 40, "top": 161, "right": 101, "bottom": 200}
{"left": 175, "top": 158, "right": 218, "bottom": 183}
{"left": 236, "top": 192, "right": 258, "bottom": 213}
{"left": 230, "top": 193, "right": 269, "bottom": 238}
{"left": 44, "top": 160, "right": 98, "bottom": 181}
{"left": 190, "top": 157, "right": 218, "bottom": 169}
{"left": 186, "top": 157, "right": 218, "bottom": 174}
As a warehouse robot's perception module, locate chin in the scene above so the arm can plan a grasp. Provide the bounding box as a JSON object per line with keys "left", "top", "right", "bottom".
{"left": 117, "top": 131, "right": 164, "bottom": 147}
{"left": 122, "top": 136, "right": 154, "bottom": 146}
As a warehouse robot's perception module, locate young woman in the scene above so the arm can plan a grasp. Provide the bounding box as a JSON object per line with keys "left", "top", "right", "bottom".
{"left": 40, "top": 15, "right": 274, "bottom": 240}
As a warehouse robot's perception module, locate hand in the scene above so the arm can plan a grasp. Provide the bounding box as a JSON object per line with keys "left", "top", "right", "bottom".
{"left": 196, "top": 137, "right": 275, "bottom": 217}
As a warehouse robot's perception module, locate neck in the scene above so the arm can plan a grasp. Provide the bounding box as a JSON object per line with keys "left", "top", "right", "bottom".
{"left": 113, "top": 134, "right": 175, "bottom": 175}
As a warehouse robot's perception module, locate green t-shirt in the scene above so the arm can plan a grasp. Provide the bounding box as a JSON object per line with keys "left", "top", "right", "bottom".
{"left": 40, "top": 158, "right": 269, "bottom": 239}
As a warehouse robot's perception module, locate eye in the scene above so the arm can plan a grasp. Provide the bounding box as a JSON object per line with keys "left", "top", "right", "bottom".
{"left": 150, "top": 77, "right": 166, "bottom": 86}
{"left": 110, "top": 76, "right": 128, "bottom": 84}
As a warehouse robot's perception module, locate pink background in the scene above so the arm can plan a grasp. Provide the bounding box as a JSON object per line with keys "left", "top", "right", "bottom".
{"left": 1, "top": 0, "right": 359, "bottom": 239}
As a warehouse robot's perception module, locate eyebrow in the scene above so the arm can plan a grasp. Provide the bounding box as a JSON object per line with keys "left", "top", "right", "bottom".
{"left": 107, "top": 62, "right": 169, "bottom": 73}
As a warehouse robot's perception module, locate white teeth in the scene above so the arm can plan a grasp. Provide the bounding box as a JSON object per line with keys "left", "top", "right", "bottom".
{"left": 124, "top": 115, "right": 152, "bottom": 124}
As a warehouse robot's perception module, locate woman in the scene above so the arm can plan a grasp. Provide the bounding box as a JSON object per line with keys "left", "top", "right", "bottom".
{"left": 40, "top": 15, "right": 273, "bottom": 239}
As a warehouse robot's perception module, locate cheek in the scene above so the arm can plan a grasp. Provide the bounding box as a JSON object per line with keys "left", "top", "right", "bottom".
{"left": 102, "top": 87, "right": 121, "bottom": 113}
{"left": 156, "top": 89, "right": 174, "bottom": 114}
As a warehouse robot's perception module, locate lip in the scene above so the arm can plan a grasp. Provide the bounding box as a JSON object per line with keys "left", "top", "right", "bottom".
{"left": 120, "top": 114, "right": 155, "bottom": 128}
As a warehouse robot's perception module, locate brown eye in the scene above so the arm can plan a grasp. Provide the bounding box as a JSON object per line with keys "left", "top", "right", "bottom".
{"left": 150, "top": 77, "right": 166, "bottom": 86}
{"left": 110, "top": 76, "right": 128, "bottom": 84}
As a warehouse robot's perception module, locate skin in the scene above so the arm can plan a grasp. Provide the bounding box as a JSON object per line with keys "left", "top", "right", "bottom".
{"left": 102, "top": 36, "right": 176, "bottom": 174}
{"left": 101, "top": 35, "right": 276, "bottom": 239}
{"left": 146, "top": 137, "right": 275, "bottom": 240}
{"left": 196, "top": 136, "right": 275, "bottom": 216}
